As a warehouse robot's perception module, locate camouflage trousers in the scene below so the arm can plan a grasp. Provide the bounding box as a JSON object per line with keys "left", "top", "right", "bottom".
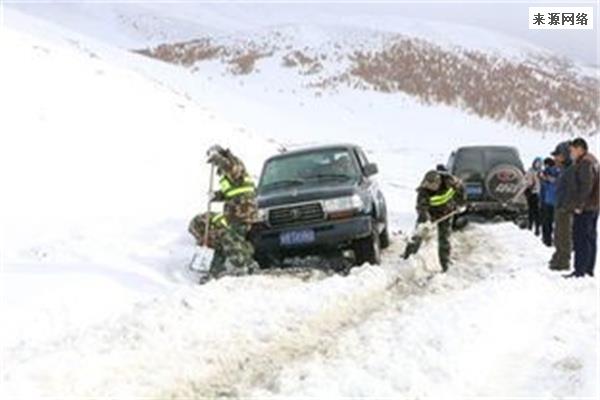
{"left": 403, "top": 219, "right": 451, "bottom": 272}
{"left": 437, "top": 219, "right": 451, "bottom": 272}
{"left": 210, "top": 223, "right": 257, "bottom": 277}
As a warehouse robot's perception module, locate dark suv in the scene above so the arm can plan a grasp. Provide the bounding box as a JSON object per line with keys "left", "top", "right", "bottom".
{"left": 251, "top": 144, "right": 389, "bottom": 269}
{"left": 447, "top": 145, "right": 527, "bottom": 224}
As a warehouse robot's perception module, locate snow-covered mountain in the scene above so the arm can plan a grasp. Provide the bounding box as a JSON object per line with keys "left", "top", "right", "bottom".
{"left": 1, "top": 5, "right": 598, "bottom": 399}
{"left": 8, "top": 2, "right": 599, "bottom": 135}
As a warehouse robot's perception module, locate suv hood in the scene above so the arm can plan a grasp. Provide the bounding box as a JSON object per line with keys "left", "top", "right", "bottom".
{"left": 257, "top": 180, "right": 358, "bottom": 208}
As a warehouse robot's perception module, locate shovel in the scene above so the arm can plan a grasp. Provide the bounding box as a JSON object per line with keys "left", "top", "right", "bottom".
{"left": 403, "top": 206, "right": 466, "bottom": 260}
{"left": 188, "top": 165, "right": 216, "bottom": 277}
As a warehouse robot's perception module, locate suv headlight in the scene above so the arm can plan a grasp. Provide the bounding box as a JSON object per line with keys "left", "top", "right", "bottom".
{"left": 257, "top": 208, "right": 268, "bottom": 222}
{"left": 323, "top": 194, "right": 364, "bottom": 213}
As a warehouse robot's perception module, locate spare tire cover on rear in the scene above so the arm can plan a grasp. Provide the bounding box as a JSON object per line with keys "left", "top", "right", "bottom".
{"left": 485, "top": 164, "right": 525, "bottom": 203}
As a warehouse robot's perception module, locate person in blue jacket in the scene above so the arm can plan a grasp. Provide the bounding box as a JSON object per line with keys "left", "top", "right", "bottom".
{"left": 539, "top": 157, "right": 560, "bottom": 247}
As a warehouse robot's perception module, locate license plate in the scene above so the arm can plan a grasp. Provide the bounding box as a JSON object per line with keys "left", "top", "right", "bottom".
{"left": 280, "top": 229, "right": 315, "bottom": 246}
{"left": 466, "top": 185, "right": 483, "bottom": 196}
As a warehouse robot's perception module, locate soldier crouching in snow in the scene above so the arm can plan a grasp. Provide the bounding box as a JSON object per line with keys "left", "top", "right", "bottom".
{"left": 403, "top": 169, "right": 466, "bottom": 272}
{"left": 188, "top": 146, "right": 259, "bottom": 279}
{"left": 188, "top": 211, "right": 256, "bottom": 278}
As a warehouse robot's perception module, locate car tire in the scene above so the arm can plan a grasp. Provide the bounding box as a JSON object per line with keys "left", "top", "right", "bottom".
{"left": 255, "top": 252, "right": 280, "bottom": 269}
{"left": 353, "top": 227, "right": 381, "bottom": 266}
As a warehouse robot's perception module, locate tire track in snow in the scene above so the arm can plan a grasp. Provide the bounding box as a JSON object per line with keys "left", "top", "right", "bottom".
{"left": 2, "top": 224, "right": 501, "bottom": 399}
{"left": 163, "top": 224, "right": 504, "bottom": 398}
{"left": 244, "top": 224, "right": 598, "bottom": 399}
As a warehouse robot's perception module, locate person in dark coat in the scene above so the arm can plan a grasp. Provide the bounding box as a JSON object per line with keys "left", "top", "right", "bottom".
{"left": 403, "top": 170, "right": 465, "bottom": 272}
{"left": 549, "top": 142, "right": 577, "bottom": 271}
{"left": 566, "top": 138, "right": 599, "bottom": 278}
{"left": 524, "top": 157, "right": 543, "bottom": 235}
{"left": 539, "top": 158, "right": 559, "bottom": 247}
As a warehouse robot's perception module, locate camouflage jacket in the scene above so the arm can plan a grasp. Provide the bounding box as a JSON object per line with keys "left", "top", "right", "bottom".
{"left": 416, "top": 173, "right": 465, "bottom": 222}
{"left": 210, "top": 150, "right": 258, "bottom": 225}
{"left": 188, "top": 212, "right": 229, "bottom": 248}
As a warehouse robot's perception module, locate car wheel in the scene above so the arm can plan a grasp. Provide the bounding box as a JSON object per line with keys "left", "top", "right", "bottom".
{"left": 485, "top": 164, "right": 526, "bottom": 204}
{"left": 353, "top": 228, "right": 381, "bottom": 266}
{"left": 255, "top": 252, "right": 280, "bottom": 269}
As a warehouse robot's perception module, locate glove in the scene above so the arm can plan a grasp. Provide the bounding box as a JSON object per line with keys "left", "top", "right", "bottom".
{"left": 457, "top": 205, "right": 468, "bottom": 214}
{"left": 210, "top": 191, "right": 225, "bottom": 202}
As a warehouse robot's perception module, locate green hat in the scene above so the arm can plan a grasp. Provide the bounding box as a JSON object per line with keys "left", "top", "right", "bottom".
{"left": 420, "top": 170, "right": 442, "bottom": 191}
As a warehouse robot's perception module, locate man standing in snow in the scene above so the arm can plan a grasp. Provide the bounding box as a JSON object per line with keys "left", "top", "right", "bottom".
{"left": 566, "top": 138, "right": 599, "bottom": 278}
{"left": 189, "top": 145, "right": 259, "bottom": 278}
{"left": 404, "top": 169, "right": 465, "bottom": 272}
{"left": 524, "top": 157, "right": 543, "bottom": 236}
{"left": 539, "top": 158, "right": 559, "bottom": 247}
{"left": 549, "top": 141, "right": 576, "bottom": 271}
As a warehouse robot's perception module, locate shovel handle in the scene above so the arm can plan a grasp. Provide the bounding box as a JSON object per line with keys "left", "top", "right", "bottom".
{"left": 203, "top": 164, "right": 216, "bottom": 247}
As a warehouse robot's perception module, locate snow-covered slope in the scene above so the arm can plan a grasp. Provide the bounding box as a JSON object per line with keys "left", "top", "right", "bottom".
{"left": 3, "top": 2, "right": 555, "bottom": 52}
{"left": 1, "top": 6, "right": 598, "bottom": 400}
{"left": 7, "top": 3, "right": 599, "bottom": 134}
{"left": 0, "top": 19, "right": 279, "bottom": 348}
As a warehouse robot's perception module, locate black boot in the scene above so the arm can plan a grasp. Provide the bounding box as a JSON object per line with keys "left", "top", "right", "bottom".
{"left": 441, "top": 262, "right": 449, "bottom": 273}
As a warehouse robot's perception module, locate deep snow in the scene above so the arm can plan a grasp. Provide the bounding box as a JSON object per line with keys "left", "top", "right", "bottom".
{"left": 1, "top": 6, "right": 598, "bottom": 399}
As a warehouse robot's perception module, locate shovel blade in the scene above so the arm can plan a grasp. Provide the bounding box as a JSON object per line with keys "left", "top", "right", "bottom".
{"left": 189, "top": 247, "right": 215, "bottom": 273}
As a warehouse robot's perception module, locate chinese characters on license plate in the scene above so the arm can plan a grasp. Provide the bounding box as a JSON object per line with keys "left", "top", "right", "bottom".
{"left": 280, "top": 229, "right": 315, "bottom": 246}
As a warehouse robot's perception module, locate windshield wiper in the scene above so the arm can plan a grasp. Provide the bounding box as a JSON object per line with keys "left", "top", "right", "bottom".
{"left": 304, "top": 173, "right": 355, "bottom": 181}
{"left": 262, "top": 179, "right": 305, "bottom": 190}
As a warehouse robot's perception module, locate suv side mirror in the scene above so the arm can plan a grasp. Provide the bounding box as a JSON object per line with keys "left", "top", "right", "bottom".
{"left": 364, "top": 163, "right": 378, "bottom": 176}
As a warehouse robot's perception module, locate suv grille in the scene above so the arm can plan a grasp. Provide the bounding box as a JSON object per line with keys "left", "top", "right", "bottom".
{"left": 268, "top": 203, "right": 325, "bottom": 227}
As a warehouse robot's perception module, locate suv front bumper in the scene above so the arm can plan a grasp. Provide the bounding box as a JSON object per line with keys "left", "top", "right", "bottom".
{"left": 251, "top": 215, "right": 373, "bottom": 257}
{"left": 467, "top": 201, "right": 527, "bottom": 214}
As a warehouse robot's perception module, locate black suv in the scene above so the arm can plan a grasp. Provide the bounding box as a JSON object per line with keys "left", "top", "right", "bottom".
{"left": 251, "top": 144, "right": 389, "bottom": 269}
{"left": 447, "top": 145, "right": 527, "bottom": 224}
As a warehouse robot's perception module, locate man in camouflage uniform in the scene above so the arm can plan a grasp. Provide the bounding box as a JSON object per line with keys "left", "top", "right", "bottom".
{"left": 403, "top": 169, "right": 465, "bottom": 272}
{"left": 196, "top": 145, "right": 258, "bottom": 277}
{"left": 188, "top": 211, "right": 256, "bottom": 277}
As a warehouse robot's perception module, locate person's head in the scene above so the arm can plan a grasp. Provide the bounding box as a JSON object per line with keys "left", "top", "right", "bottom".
{"left": 532, "top": 157, "right": 543, "bottom": 171}
{"left": 420, "top": 170, "right": 442, "bottom": 191}
{"left": 436, "top": 163, "right": 448, "bottom": 172}
{"left": 569, "top": 138, "right": 588, "bottom": 160}
{"left": 551, "top": 141, "right": 571, "bottom": 166}
{"left": 543, "top": 157, "right": 555, "bottom": 168}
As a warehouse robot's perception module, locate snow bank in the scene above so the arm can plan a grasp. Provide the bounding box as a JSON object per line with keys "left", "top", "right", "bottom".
{"left": 0, "top": 23, "right": 278, "bottom": 349}
{"left": 0, "top": 223, "right": 480, "bottom": 398}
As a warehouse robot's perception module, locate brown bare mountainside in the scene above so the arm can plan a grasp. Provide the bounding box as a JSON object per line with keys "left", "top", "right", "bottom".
{"left": 349, "top": 38, "right": 598, "bottom": 134}
{"left": 135, "top": 34, "right": 599, "bottom": 135}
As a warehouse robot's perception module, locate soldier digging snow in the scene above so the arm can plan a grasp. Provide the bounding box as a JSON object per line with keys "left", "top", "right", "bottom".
{"left": 403, "top": 169, "right": 465, "bottom": 272}
{"left": 189, "top": 146, "right": 258, "bottom": 278}
{"left": 188, "top": 211, "right": 256, "bottom": 278}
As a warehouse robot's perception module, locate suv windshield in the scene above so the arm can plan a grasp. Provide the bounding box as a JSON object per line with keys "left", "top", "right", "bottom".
{"left": 260, "top": 148, "right": 359, "bottom": 190}
{"left": 452, "top": 148, "right": 523, "bottom": 176}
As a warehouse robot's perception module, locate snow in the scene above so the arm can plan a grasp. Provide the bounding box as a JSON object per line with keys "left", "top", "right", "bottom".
{"left": 0, "top": 21, "right": 278, "bottom": 349}
{"left": 1, "top": 5, "right": 598, "bottom": 399}
{"left": 247, "top": 225, "right": 599, "bottom": 398}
